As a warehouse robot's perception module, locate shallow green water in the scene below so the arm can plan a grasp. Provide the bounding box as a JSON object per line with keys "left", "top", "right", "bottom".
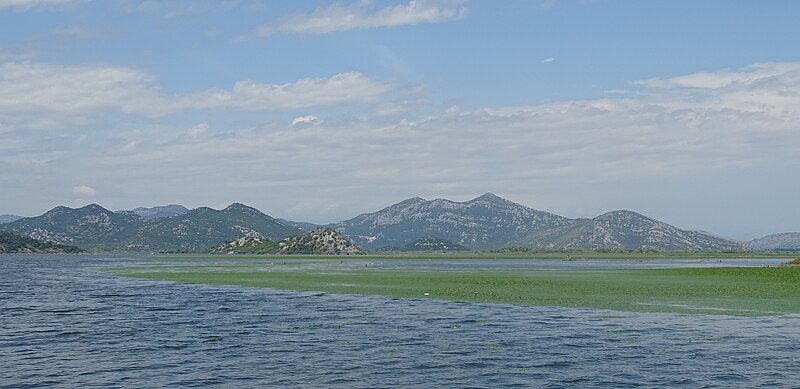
{"left": 120, "top": 256, "right": 800, "bottom": 316}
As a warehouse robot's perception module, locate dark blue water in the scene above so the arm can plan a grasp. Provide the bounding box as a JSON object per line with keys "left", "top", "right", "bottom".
{"left": 2, "top": 255, "right": 799, "bottom": 388}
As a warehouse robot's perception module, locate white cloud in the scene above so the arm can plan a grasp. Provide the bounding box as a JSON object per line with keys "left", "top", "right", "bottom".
{"left": 91, "top": 62, "right": 800, "bottom": 217}
{"left": 72, "top": 185, "right": 96, "bottom": 196}
{"left": 542, "top": 57, "right": 555, "bottom": 63}
{"left": 636, "top": 62, "right": 800, "bottom": 89}
{"left": 633, "top": 62, "right": 800, "bottom": 120}
{"left": 0, "top": 61, "right": 167, "bottom": 120}
{"left": 186, "top": 123, "right": 208, "bottom": 137}
{"left": 0, "top": 0, "right": 76, "bottom": 9}
{"left": 291, "top": 115, "right": 320, "bottom": 126}
{"left": 0, "top": 61, "right": 393, "bottom": 129}
{"left": 184, "top": 72, "right": 391, "bottom": 111}
{"left": 257, "top": 0, "right": 467, "bottom": 36}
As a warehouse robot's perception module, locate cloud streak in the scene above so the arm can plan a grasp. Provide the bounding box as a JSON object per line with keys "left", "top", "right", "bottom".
{"left": 86, "top": 62, "right": 800, "bottom": 217}
{"left": 257, "top": 0, "right": 467, "bottom": 36}
{"left": 182, "top": 72, "right": 391, "bottom": 111}
{"left": 0, "top": 0, "right": 76, "bottom": 10}
{"left": 72, "top": 185, "right": 96, "bottom": 196}
{"left": 0, "top": 61, "right": 393, "bottom": 129}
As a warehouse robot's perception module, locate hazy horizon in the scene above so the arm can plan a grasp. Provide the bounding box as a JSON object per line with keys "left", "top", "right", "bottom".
{"left": 2, "top": 1, "right": 799, "bottom": 240}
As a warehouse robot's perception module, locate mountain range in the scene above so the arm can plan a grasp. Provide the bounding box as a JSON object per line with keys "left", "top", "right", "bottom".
{"left": 2, "top": 193, "right": 797, "bottom": 252}
{"left": 330, "top": 193, "right": 743, "bottom": 251}
{"left": 2, "top": 203, "right": 302, "bottom": 251}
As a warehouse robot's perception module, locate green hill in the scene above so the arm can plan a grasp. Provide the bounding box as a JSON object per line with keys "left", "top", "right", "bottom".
{"left": 0, "top": 231, "right": 84, "bottom": 254}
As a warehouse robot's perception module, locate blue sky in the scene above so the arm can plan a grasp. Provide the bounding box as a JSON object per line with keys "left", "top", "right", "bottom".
{"left": 1, "top": 0, "right": 799, "bottom": 239}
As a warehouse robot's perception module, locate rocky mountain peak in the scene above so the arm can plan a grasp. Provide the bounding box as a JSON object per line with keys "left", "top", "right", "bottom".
{"left": 224, "top": 203, "right": 263, "bottom": 214}
{"left": 65, "top": 204, "right": 112, "bottom": 216}
{"left": 594, "top": 210, "right": 652, "bottom": 222}
{"left": 471, "top": 192, "right": 505, "bottom": 203}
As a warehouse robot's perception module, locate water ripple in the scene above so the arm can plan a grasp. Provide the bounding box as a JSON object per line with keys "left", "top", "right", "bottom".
{"left": 1, "top": 255, "right": 799, "bottom": 388}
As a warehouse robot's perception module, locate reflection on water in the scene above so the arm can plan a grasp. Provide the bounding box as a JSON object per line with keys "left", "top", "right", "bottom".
{"left": 1, "top": 255, "right": 798, "bottom": 388}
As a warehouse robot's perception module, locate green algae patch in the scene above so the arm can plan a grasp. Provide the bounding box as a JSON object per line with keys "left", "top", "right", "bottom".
{"left": 119, "top": 264, "right": 800, "bottom": 316}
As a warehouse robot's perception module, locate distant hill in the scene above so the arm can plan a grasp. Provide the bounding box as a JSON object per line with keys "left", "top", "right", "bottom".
{"left": 1, "top": 204, "right": 141, "bottom": 248}
{"left": 523, "top": 210, "right": 742, "bottom": 251}
{"left": 2, "top": 203, "right": 303, "bottom": 252}
{"left": 333, "top": 194, "right": 743, "bottom": 251}
{"left": 124, "top": 205, "right": 189, "bottom": 221}
{"left": 746, "top": 233, "right": 800, "bottom": 251}
{"left": 211, "top": 228, "right": 363, "bottom": 255}
{"left": 276, "top": 218, "right": 320, "bottom": 232}
{"left": 334, "top": 193, "right": 573, "bottom": 250}
{"left": 0, "top": 214, "right": 23, "bottom": 224}
{"left": 0, "top": 231, "right": 84, "bottom": 254}
{"left": 124, "top": 203, "right": 304, "bottom": 251}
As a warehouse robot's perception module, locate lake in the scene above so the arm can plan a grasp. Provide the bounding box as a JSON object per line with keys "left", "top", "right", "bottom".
{"left": 1, "top": 254, "right": 798, "bottom": 388}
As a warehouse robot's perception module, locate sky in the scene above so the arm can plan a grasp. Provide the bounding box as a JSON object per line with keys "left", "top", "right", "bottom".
{"left": 1, "top": 0, "right": 799, "bottom": 240}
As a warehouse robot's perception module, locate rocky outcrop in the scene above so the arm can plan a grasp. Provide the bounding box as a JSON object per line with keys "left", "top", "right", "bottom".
{"left": 278, "top": 228, "right": 364, "bottom": 255}
{"left": 211, "top": 228, "right": 364, "bottom": 255}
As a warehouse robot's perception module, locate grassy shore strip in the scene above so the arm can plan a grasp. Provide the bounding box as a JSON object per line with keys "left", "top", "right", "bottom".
{"left": 119, "top": 264, "right": 800, "bottom": 316}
